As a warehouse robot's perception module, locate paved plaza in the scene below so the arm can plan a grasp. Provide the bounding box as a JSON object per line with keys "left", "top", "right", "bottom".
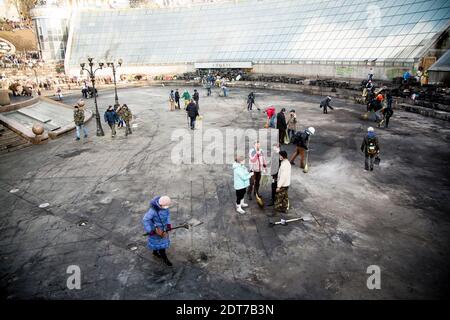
{"left": 0, "top": 86, "right": 449, "bottom": 299}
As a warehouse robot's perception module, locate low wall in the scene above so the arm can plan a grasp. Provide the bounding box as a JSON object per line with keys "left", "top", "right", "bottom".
{"left": 66, "top": 62, "right": 411, "bottom": 82}
{"left": 252, "top": 64, "right": 411, "bottom": 81}
{"left": 0, "top": 97, "right": 94, "bottom": 144}
{"left": 0, "top": 96, "right": 39, "bottom": 113}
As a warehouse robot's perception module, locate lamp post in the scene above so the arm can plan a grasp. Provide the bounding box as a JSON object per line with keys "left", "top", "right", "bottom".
{"left": 107, "top": 59, "right": 122, "bottom": 108}
{"left": 80, "top": 57, "right": 104, "bottom": 137}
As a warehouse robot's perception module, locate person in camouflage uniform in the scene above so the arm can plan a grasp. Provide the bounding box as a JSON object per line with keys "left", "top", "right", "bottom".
{"left": 117, "top": 104, "right": 133, "bottom": 136}
{"left": 73, "top": 104, "right": 88, "bottom": 141}
{"left": 275, "top": 151, "right": 291, "bottom": 213}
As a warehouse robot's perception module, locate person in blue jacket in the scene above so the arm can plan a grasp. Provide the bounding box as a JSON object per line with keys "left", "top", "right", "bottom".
{"left": 233, "top": 156, "right": 253, "bottom": 214}
{"left": 104, "top": 105, "right": 119, "bottom": 137}
{"left": 142, "top": 196, "right": 173, "bottom": 266}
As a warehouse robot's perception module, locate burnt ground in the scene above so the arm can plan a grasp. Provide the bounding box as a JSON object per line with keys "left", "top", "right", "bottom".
{"left": 0, "top": 85, "right": 449, "bottom": 299}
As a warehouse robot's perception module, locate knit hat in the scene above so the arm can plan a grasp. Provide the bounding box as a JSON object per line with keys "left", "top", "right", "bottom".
{"left": 159, "top": 196, "right": 171, "bottom": 208}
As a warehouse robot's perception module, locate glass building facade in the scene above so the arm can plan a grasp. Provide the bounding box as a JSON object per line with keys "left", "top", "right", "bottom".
{"left": 31, "top": 5, "right": 70, "bottom": 62}
{"left": 65, "top": 0, "right": 450, "bottom": 74}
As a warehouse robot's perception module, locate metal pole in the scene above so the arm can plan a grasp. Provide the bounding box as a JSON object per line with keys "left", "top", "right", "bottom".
{"left": 112, "top": 65, "right": 119, "bottom": 107}
{"left": 89, "top": 63, "right": 104, "bottom": 137}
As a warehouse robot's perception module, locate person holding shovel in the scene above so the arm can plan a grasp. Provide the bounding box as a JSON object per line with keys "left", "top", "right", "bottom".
{"left": 290, "top": 127, "right": 315, "bottom": 169}
{"left": 142, "top": 196, "right": 173, "bottom": 267}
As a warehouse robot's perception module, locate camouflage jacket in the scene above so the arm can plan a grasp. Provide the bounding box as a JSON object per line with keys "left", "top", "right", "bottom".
{"left": 118, "top": 106, "right": 132, "bottom": 121}
{"left": 74, "top": 108, "right": 85, "bottom": 125}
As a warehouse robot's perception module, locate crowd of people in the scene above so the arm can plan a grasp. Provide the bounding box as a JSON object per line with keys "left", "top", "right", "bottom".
{"left": 68, "top": 72, "right": 388, "bottom": 267}
{"left": 0, "top": 18, "right": 33, "bottom": 31}
{"left": 1, "top": 51, "right": 40, "bottom": 66}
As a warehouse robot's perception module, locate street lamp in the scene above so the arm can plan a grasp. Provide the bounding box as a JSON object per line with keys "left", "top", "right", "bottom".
{"left": 106, "top": 58, "right": 122, "bottom": 108}
{"left": 80, "top": 57, "right": 105, "bottom": 137}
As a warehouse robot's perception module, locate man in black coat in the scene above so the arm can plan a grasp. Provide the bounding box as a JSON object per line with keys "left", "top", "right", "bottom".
{"left": 276, "top": 108, "right": 287, "bottom": 144}
{"left": 186, "top": 99, "right": 199, "bottom": 130}
{"left": 193, "top": 89, "right": 200, "bottom": 109}
{"left": 174, "top": 89, "right": 181, "bottom": 109}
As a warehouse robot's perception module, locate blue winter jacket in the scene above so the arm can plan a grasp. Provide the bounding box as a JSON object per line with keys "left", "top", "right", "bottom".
{"left": 233, "top": 162, "right": 252, "bottom": 190}
{"left": 104, "top": 110, "right": 119, "bottom": 124}
{"left": 142, "top": 196, "right": 171, "bottom": 250}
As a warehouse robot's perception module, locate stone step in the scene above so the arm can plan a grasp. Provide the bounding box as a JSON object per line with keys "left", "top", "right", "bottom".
{"left": 397, "top": 103, "right": 450, "bottom": 121}
{"left": 0, "top": 124, "right": 31, "bottom": 154}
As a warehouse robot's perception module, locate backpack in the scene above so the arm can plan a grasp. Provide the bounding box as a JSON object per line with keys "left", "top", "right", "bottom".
{"left": 367, "top": 138, "right": 377, "bottom": 155}
{"left": 292, "top": 131, "right": 303, "bottom": 144}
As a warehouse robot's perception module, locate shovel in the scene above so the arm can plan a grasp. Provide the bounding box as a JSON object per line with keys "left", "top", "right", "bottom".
{"left": 142, "top": 221, "right": 204, "bottom": 237}
{"left": 269, "top": 215, "right": 313, "bottom": 227}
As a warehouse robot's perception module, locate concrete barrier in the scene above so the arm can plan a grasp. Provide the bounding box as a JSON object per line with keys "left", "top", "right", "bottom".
{"left": 0, "top": 89, "right": 11, "bottom": 106}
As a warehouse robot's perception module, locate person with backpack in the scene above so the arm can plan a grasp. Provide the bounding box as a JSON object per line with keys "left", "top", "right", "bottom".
{"left": 233, "top": 156, "right": 253, "bottom": 214}
{"left": 104, "top": 105, "right": 119, "bottom": 137}
{"left": 361, "top": 127, "right": 380, "bottom": 171}
{"left": 290, "top": 127, "right": 315, "bottom": 169}
{"left": 142, "top": 196, "right": 173, "bottom": 267}
{"left": 320, "top": 96, "right": 334, "bottom": 114}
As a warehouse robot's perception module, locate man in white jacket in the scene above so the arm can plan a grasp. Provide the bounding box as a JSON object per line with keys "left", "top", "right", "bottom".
{"left": 275, "top": 150, "right": 291, "bottom": 213}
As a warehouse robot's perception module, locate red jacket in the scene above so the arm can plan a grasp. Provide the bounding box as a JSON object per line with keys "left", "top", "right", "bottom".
{"left": 265, "top": 106, "right": 276, "bottom": 119}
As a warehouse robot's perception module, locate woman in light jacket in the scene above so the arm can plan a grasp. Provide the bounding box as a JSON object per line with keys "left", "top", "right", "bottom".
{"left": 233, "top": 156, "right": 253, "bottom": 214}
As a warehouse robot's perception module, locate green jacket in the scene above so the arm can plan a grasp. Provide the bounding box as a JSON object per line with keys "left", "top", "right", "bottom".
{"left": 118, "top": 106, "right": 132, "bottom": 121}
{"left": 74, "top": 108, "right": 85, "bottom": 125}
{"left": 181, "top": 91, "right": 191, "bottom": 100}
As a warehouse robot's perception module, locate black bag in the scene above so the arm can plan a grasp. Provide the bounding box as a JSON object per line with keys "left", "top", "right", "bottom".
{"left": 374, "top": 156, "right": 381, "bottom": 165}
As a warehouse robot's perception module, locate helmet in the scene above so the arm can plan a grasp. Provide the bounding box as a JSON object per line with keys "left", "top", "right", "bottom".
{"left": 327, "top": 96, "right": 332, "bottom": 100}
{"left": 367, "top": 127, "right": 374, "bottom": 132}
{"left": 307, "top": 127, "right": 315, "bottom": 135}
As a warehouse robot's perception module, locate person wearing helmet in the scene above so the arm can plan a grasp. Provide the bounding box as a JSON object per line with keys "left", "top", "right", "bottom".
{"left": 361, "top": 127, "right": 380, "bottom": 171}
{"left": 320, "top": 96, "right": 334, "bottom": 114}
{"left": 142, "top": 196, "right": 173, "bottom": 266}
{"left": 290, "top": 127, "right": 315, "bottom": 169}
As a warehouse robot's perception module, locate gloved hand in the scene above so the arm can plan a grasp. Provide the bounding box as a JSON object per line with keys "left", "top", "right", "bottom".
{"left": 155, "top": 228, "right": 167, "bottom": 238}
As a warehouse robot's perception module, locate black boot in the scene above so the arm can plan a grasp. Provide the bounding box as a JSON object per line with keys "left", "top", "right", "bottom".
{"left": 153, "top": 250, "right": 161, "bottom": 258}
{"left": 159, "top": 250, "right": 173, "bottom": 267}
